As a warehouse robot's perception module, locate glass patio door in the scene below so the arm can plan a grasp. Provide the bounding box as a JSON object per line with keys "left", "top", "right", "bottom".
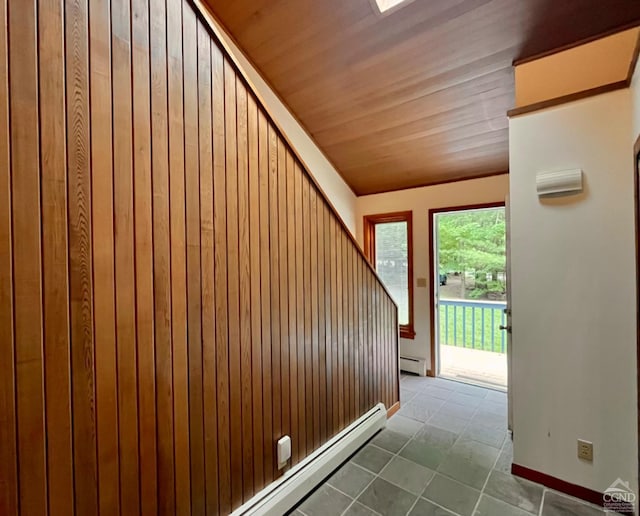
{"left": 433, "top": 205, "right": 508, "bottom": 391}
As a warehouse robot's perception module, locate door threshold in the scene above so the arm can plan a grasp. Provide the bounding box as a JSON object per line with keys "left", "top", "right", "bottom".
{"left": 438, "top": 373, "right": 507, "bottom": 393}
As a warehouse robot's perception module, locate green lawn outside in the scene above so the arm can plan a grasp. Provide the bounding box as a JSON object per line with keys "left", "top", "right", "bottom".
{"left": 439, "top": 303, "right": 505, "bottom": 353}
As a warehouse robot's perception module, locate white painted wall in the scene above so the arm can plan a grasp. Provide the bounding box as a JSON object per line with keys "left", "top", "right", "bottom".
{"left": 199, "top": 4, "right": 358, "bottom": 233}
{"left": 509, "top": 89, "right": 637, "bottom": 496}
{"left": 355, "top": 175, "right": 510, "bottom": 366}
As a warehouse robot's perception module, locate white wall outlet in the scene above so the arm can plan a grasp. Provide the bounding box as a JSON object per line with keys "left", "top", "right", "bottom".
{"left": 577, "top": 439, "right": 593, "bottom": 461}
{"left": 277, "top": 435, "right": 291, "bottom": 470}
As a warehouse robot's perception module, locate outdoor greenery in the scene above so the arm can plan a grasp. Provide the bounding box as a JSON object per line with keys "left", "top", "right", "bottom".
{"left": 439, "top": 303, "right": 506, "bottom": 353}
{"left": 438, "top": 209, "right": 506, "bottom": 300}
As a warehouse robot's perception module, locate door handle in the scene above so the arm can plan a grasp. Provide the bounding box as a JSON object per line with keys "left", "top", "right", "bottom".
{"left": 499, "top": 325, "right": 512, "bottom": 333}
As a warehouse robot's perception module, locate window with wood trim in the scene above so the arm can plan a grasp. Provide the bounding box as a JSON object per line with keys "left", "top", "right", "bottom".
{"left": 363, "top": 211, "right": 415, "bottom": 339}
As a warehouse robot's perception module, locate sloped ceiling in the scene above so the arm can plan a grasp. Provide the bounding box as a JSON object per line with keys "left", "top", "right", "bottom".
{"left": 206, "top": 0, "right": 640, "bottom": 195}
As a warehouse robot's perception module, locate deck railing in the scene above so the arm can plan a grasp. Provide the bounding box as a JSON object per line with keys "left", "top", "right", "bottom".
{"left": 438, "top": 299, "right": 507, "bottom": 353}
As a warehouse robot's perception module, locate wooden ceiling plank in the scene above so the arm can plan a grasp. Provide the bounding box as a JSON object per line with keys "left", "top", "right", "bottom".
{"left": 324, "top": 115, "right": 509, "bottom": 159}
{"left": 207, "top": 0, "right": 640, "bottom": 194}
{"left": 267, "top": 0, "right": 516, "bottom": 94}
{"left": 337, "top": 129, "right": 509, "bottom": 173}
{"left": 298, "top": 48, "right": 515, "bottom": 127}
{"left": 310, "top": 72, "right": 513, "bottom": 145}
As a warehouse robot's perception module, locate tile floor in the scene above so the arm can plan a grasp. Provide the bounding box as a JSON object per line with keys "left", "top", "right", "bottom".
{"left": 290, "top": 374, "right": 607, "bottom": 516}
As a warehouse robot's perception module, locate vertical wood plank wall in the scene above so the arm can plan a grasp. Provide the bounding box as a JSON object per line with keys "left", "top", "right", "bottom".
{"left": 0, "top": 0, "right": 399, "bottom": 514}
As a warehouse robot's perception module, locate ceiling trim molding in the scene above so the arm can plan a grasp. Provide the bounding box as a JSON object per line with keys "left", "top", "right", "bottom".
{"left": 627, "top": 30, "right": 640, "bottom": 82}
{"left": 507, "top": 79, "right": 629, "bottom": 118}
{"left": 356, "top": 170, "right": 509, "bottom": 197}
{"left": 513, "top": 21, "right": 640, "bottom": 66}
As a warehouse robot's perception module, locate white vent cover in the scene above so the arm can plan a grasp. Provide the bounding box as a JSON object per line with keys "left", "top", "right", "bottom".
{"left": 536, "top": 169, "right": 583, "bottom": 197}
{"left": 399, "top": 355, "right": 427, "bottom": 376}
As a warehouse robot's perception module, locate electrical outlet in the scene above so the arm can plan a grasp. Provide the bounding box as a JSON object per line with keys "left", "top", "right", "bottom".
{"left": 277, "top": 435, "right": 291, "bottom": 470}
{"left": 577, "top": 439, "right": 593, "bottom": 461}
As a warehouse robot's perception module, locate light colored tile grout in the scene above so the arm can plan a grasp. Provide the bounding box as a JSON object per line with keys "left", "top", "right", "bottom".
{"left": 402, "top": 379, "right": 484, "bottom": 515}
{"left": 311, "top": 376, "right": 524, "bottom": 516}
{"left": 326, "top": 482, "right": 360, "bottom": 503}
{"left": 341, "top": 412, "right": 434, "bottom": 516}
{"left": 538, "top": 489, "right": 546, "bottom": 516}
{"left": 470, "top": 422, "right": 505, "bottom": 516}
{"left": 407, "top": 377, "right": 511, "bottom": 515}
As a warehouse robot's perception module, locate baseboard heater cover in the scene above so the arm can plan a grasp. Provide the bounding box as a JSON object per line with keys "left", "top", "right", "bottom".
{"left": 400, "top": 355, "right": 427, "bottom": 376}
{"left": 230, "top": 402, "right": 387, "bottom": 516}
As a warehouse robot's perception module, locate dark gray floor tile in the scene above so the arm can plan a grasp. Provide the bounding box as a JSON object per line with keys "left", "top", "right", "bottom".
{"left": 327, "top": 462, "right": 375, "bottom": 498}
{"left": 413, "top": 396, "right": 446, "bottom": 411}
{"left": 423, "top": 386, "right": 454, "bottom": 401}
{"left": 357, "top": 478, "right": 417, "bottom": 516}
{"left": 454, "top": 383, "right": 489, "bottom": 398}
{"left": 541, "top": 491, "right": 605, "bottom": 516}
{"left": 494, "top": 448, "right": 512, "bottom": 474}
{"left": 430, "top": 378, "right": 458, "bottom": 391}
{"left": 479, "top": 399, "right": 508, "bottom": 417}
{"left": 408, "top": 498, "right": 457, "bottom": 516}
{"left": 351, "top": 445, "right": 393, "bottom": 473}
{"left": 438, "top": 401, "right": 478, "bottom": 420}
{"left": 371, "top": 429, "right": 410, "bottom": 454}
{"left": 447, "top": 438, "right": 500, "bottom": 469}
{"left": 475, "top": 494, "right": 535, "bottom": 516}
{"left": 401, "top": 388, "right": 417, "bottom": 404}
{"left": 399, "top": 439, "right": 448, "bottom": 470}
{"left": 399, "top": 400, "right": 439, "bottom": 422}
{"left": 484, "top": 470, "right": 543, "bottom": 514}
{"left": 298, "top": 484, "right": 352, "bottom": 516}
{"left": 401, "top": 375, "right": 431, "bottom": 392}
{"left": 462, "top": 422, "right": 506, "bottom": 449}
{"left": 343, "top": 502, "right": 380, "bottom": 516}
{"left": 485, "top": 390, "right": 508, "bottom": 403}
{"left": 437, "top": 453, "right": 491, "bottom": 489}
{"left": 413, "top": 424, "right": 459, "bottom": 450}
{"left": 428, "top": 412, "right": 469, "bottom": 434}
{"left": 472, "top": 410, "right": 507, "bottom": 431}
{"left": 408, "top": 498, "right": 456, "bottom": 516}
{"left": 386, "top": 414, "right": 423, "bottom": 437}
{"left": 379, "top": 456, "right": 435, "bottom": 495}
{"left": 449, "top": 392, "right": 484, "bottom": 408}
{"left": 423, "top": 474, "right": 481, "bottom": 516}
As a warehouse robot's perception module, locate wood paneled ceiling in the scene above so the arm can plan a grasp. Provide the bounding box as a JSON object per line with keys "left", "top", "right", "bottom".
{"left": 206, "top": 0, "right": 640, "bottom": 195}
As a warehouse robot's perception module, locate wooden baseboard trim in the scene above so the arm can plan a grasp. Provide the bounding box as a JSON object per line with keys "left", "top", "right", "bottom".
{"left": 386, "top": 401, "right": 400, "bottom": 418}
{"left": 511, "top": 463, "right": 634, "bottom": 513}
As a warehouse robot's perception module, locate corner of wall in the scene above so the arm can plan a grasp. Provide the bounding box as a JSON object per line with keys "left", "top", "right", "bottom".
{"left": 508, "top": 89, "right": 637, "bottom": 498}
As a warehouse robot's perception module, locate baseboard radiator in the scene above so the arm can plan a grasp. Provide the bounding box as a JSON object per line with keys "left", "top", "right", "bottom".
{"left": 230, "top": 403, "right": 387, "bottom": 516}
{"left": 399, "top": 355, "right": 427, "bottom": 376}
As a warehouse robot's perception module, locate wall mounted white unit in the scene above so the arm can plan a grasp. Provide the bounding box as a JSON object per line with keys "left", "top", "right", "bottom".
{"left": 399, "top": 355, "right": 427, "bottom": 376}
{"left": 535, "top": 168, "right": 583, "bottom": 197}
{"left": 230, "top": 403, "right": 387, "bottom": 516}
